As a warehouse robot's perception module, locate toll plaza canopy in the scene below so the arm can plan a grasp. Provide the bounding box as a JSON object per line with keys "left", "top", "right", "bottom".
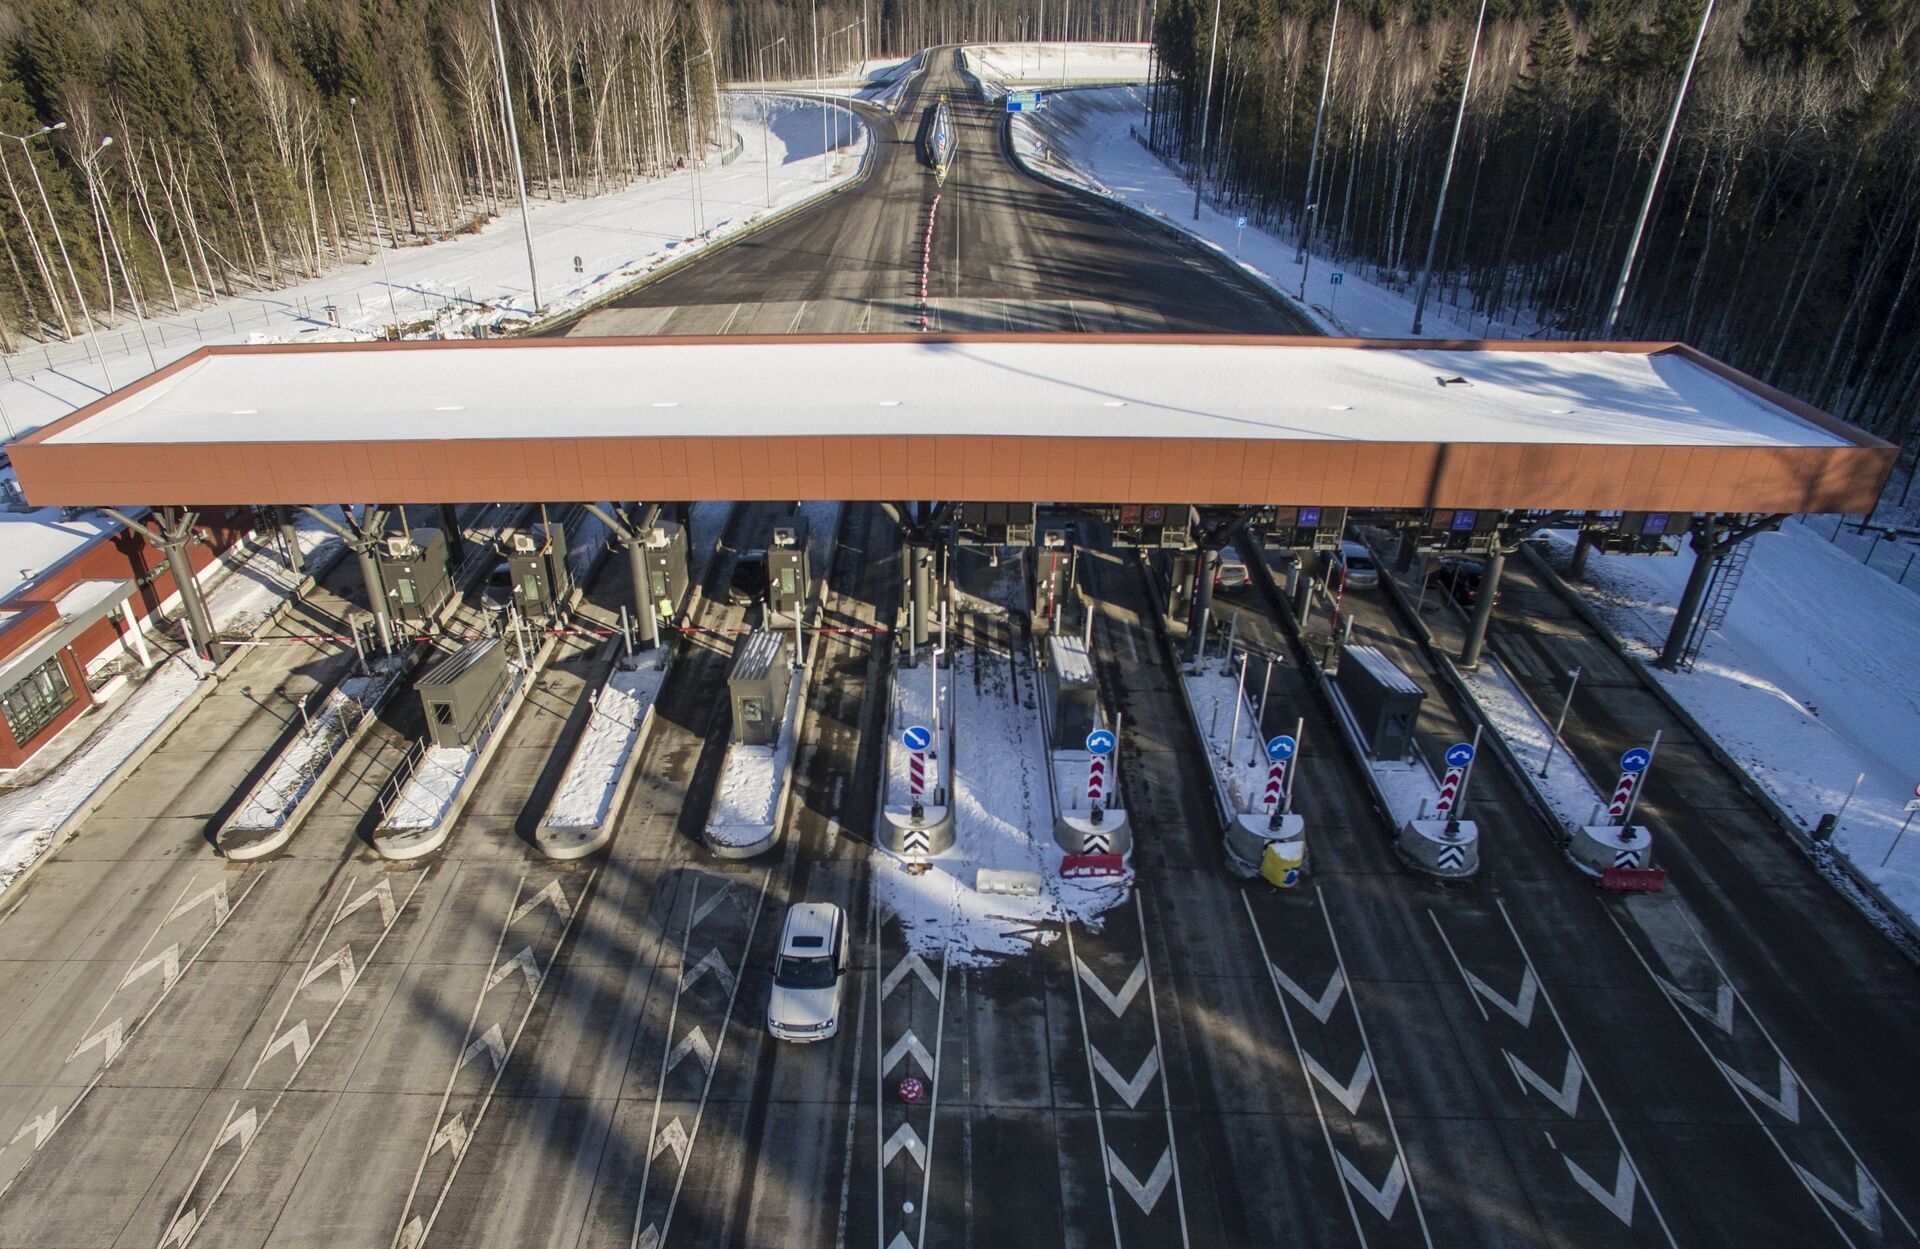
{"left": 9, "top": 335, "right": 1895, "bottom": 513}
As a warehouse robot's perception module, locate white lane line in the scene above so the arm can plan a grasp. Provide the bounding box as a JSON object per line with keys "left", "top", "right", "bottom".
{"left": 1490, "top": 901, "right": 1680, "bottom": 1245}
{"left": 1627, "top": 900, "right": 1914, "bottom": 1243}
{"left": 157, "top": 872, "right": 430, "bottom": 1249}
{"left": 0, "top": 869, "right": 266, "bottom": 1200}
{"left": 913, "top": 941, "right": 952, "bottom": 1249}
{"left": 631, "top": 869, "right": 772, "bottom": 1249}
{"left": 391, "top": 870, "right": 594, "bottom": 1249}
{"left": 1130, "top": 892, "right": 1192, "bottom": 1246}
{"left": 831, "top": 955, "right": 867, "bottom": 1249}
{"left": 1062, "top": 920, "right": 1126, "bottom": 1249}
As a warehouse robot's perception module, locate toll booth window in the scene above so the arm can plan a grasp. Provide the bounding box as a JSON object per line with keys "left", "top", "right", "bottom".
{"left": 521, "top": 574, "right": 541, "bottom": 602}
{"left": 780, "top": 569, "right": 798, "bottom": 594}
{"left": 1, "top": 656, "right": 77, "bottom": 745}
{"left": 396, "top": 579, "right": 417, "bottom": 605}
{"left": 432, "top": 703, "right": 455, "bottom": 726}
{"left": 742, "top": 698, "right": 764, "bottom": 723}
{"left": 650, "top": 572, "right": 667, "bottom": 596}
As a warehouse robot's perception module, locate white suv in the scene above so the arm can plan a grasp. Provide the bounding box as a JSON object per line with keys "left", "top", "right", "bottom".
{"left": 768, "top": 903, "right": 849, "bottom": 1042}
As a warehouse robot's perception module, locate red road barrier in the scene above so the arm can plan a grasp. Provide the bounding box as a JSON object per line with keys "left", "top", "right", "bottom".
{"left": 1599, "top": 866, "right": 1667, "bottom": 892}
{"left": 1061, "top": 853, "right": 1127, "bottom": 879}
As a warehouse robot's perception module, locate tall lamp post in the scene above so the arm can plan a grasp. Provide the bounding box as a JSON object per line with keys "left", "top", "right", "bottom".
{"left": 1296, "top": 0, "right": 1341, "bottom": 265}
{"left": 812, "top": 0, "right": 826, "bottom": 179}
{"left": 684, "top": 46, "right": 715, "bottom": 235}
{"left": 348, "top": 98, "right": 401, "bottom": 332}
{"left": 5, "top": 122, "right": 110, "bottom": 388}
{"left": 78, "top": 136, "right": 156, "bottom": 372}
{"left": 829, "top": 21, "right": 860, "bottom": 153}
{"left": 757, "top": 37, "right": 787, "bottom": 207}
{"left": 1410, "top": 0, "right": 1488, "bottom": 335}
{"left": 1189, "top": 0, "right": 1222, "bottom": 220}
{"left": 488, "top": 0, "right": 543, "bottom": 313}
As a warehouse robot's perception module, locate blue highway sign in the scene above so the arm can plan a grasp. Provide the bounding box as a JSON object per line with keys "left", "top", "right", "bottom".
{"left": 1265, "top": 735, "right": 1297, "bottom": 763}
{"left": 903, "top": 725, "right": 932, "bottom": 752}
{"left": 1620, "top": 747, "right": 1652, "bottom": 773}
{"left": 1086, "top": 729, "right": 1117, "bottom": 756}
{"left": 1445, "top": 742, "right": 1476, "bottom": 768}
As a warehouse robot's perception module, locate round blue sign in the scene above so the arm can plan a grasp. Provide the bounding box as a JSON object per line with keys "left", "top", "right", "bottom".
{"left": 1620, "top": 748, "right": 1652, "bottom": 774}
{"left": 1265, "top": 735, "right": 1297, "bottom": 763}
{"left": 1086, "top": 729, "right": 1117, "bottom": 756}
{"left": 903, "top": 725, "right": 932, "bottom": 752}
{"left": 1445, "top": 742, "right": 1476, "bottom": 768}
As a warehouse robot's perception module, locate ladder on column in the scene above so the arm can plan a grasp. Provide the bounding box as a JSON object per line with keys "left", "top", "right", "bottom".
{"left": 1676, "top": 537, "right": 1753, "bottom": 672}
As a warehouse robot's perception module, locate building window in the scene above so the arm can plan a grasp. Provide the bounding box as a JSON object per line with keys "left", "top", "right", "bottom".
{"left": 2, "top": 656, "right": 77, "bottom": 746}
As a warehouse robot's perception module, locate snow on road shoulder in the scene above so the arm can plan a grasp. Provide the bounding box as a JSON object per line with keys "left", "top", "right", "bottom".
{"left": 1541, "top": 527, "right": 1920, "bottom": 926}
{"left": 961, "top": 43, "right": 1151, "bottom": 96}
{"left": 876, "top": 645, "right": 1125, "bottom": 969}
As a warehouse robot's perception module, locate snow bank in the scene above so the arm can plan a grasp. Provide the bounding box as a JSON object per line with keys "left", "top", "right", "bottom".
{"left": 380, "top": 745, "right": 475, "bottom": 831}
{"left": 544, "top": 663, "right": 668, "bottom": 828}
{"left": 228, "top": 661, "right": 406, "bottom": 831}
{"left": 1542, "top": 527, "right": 1920, "bottom": 925}
{"left": 876, "top": 647, "right": 1126, "bottom": 969}
{"left": 961, "top": 43, "right": 1152, "bottom": 96}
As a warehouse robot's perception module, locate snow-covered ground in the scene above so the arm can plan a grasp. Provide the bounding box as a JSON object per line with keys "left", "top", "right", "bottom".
{"left": 960, "top": 43, "right": 1151, "bottom": 96}
{"left": 0, "top": 96, "right": 867, "bottom": 442}
{"left": 0, "top": 652, "right": 206, "bottom": 891}
{"left": 380, "top": 744, "right": 475, "bottom": 831}
{"left": 228, "top": 659, "right": 406, "bottom": 831}
{"left": 1183, "top": 652, "right": 1279, "bottom": 816}
{"left": 1015, "top": 85, "right": 1512, "bottom": 339}
{"left": 884, "top": 659, "right": 948, "bottom": 806}
{"left": 544, "top": 661, "right": 668, "bottom": 828}
{"left": 1541, "top": 528, "right": 1920, "bottom": 925}
{"left": 707, "top": 662, "right": 806, "bottom": 848}
{"left": 1453, "top": 655, "right": 1606, "bottom": 834}
{"left": 877, "top": 646, "right": 1127, "bottom": 968}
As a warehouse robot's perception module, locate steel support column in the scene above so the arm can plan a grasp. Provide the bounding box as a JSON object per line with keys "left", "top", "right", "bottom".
{"left": 1190, "top": 546, "right": 1219, "bottom": 656}
{"left": 1459, "top": 546, "right": 1505, "bottom": 669}
{"left": 104, "top": 507, "right": 222, "bottom": 663}
{"left": 1569, "top": 530, "right": 1594, "bottom": 579}
{"left": 1659, "top": 516, "right": 1719, "bottom": 671}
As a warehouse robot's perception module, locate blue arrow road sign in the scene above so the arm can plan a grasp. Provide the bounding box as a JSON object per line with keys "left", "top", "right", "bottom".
{"left": 1086, "top": 729, "right": 1117, "bottom": 756}
{"left": 1620, "top": 748, "right": 1652, "bottom": 773}
{"left": 1446, "top": 742, "right": 1476, "bottom": 768}
{"left": 1265, "top": 735, "right": 1297, "bottom": 763}
{"left": 903, "top": 725, "right": 932, "bottom": 752}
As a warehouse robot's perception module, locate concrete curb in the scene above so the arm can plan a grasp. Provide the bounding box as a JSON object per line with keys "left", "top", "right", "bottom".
{"left": 531, "top": 99, "right": 881, "bottom": 338}
{"left": 536, "top": 647, "right": 670, "bottom": 861}
{"left": 1519, "top": 541, "right": 1920, "bottom": 948}
{"left": 706, "top": 647, "right": 815, "bottom": 860}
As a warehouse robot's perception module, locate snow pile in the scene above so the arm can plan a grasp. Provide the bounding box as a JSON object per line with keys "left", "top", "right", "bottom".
{"left": 961, "top": 43, "right": 1152, "bottom": 97}
{"left": 0, "top": 97, "right": 869, "bottom": 442}
{"left": 885, "top": 661, "right": 946, "bottom": 806}
{"left": 228, "top": 661, "right": 407, "bottom": 831}
{"left": 1015, "top": 85, "right": 1515, "bottom": 339}
{"left": 544, "top": 663, "right": 668, "bottom": 828}
{"left": 381, "top": 745, "right": 475, "bottom": 831}
{"left": 1452, "top": 657, "right": 1604, "bottom": 833}
{"left": 1542, "top": 527, "right": 1920, "bottom": 925}
{"left": 0, "top": 655, "right": 207, "bottom": 892}
{"left": 206, "top": 508, "right": 348, "bottom": 638}
{"left": 876, "top": 647, "right": 1127, "bottom": 969}
{"left": 1184, "top": 656, "right": 1277, "bottom": 816}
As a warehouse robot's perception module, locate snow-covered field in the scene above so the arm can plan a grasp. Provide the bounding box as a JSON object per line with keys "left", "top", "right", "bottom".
{"left": 1542, "top": 527, "right": 1920, "bottom": 926}
{"left": 544, "top": 662, "right": 668, "bottom": 828}
{"left": 877, "top": 646, "right": 1126, "bottom": 968}
{"left": 229, "top": 660, "right": 406, "bottom": 832}
{"left": 1014, "top": 85, "right": 1503, "bottom": 339}
{"left": 960, "top": 43, "right": 1151, "bottom": 95}
{"left": 0, "top": 96, "right": 867, "bottom": 441}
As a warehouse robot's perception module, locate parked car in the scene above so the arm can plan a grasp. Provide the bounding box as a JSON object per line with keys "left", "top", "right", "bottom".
{"left": 1328, "top": 541, "right": 1380, "bottom": 591}
{"left": 728, "top": 550, "right": 768, "bottom": 605}
{"left": 1214, "top": 555, "right": 1251, "bottom": 591}
{"left": 768, "top": 903, "right": 850, "bottom": 1042}
{"left": 1434, "top": 557, "right": 1503, "bottom": 610}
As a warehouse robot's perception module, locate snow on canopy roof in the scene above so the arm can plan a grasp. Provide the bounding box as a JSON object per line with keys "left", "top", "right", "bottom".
{"left": 39, "top": 338, "right": 1851, "bottom": 450}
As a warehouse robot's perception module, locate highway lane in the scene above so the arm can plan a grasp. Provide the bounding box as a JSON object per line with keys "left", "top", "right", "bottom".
{"left": 565, "top": 51, "right": 1312, "bottom": 338}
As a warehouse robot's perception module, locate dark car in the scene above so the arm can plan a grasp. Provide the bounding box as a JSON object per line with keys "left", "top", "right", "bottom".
{"left": 1433, "top": 558, "right": 1503, "bottom": 610}
{"left": 728, "top": 550, "right": 768, "bottom": 605}
{"left": 481, "top": 560, "right": 515, "bottom": 613}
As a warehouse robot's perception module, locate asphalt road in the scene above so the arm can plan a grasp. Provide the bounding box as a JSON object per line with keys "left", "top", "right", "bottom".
{"left": 563, "top": 51, "right": 1313, "bottom": 338}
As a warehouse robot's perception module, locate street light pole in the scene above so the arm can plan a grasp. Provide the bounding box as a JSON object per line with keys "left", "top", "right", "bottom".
{"left": 684, "top": 47, "right": 715, "bottom": 235}
{"left": 488, "top": 0, "right": 543, "bottom": 313}
{"left": 757, "top": 37, "right": 786, "bottom": 208}
{"left": 78, "top": 137, "right": 156, "bottom": 372}
{"left": 348, "top": 98, "right": 401, "bottom": 334}
{"left": 1296, "top": 0, "right": 1340, "bottom": 264}
{"left": 1410, "top": 0, "right": 1488, "bottom": 336}
{"left": 1539, "top": 666, "right": 1580, "bottom": 777}
{"left": 813, "top": 0, "right": 825, "bottom": 180}
{"left": 7, "top": 123, "right": 110, "bottom": 388}
{"left": 1190, "top": 0, "right": 1222, "bottom": 220}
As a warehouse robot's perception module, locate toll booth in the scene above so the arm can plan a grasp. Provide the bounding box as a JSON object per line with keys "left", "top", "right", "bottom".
{"left": 379, "top": 528, "right": 452, "bottom": 625}
{"left": 956, "top": 502, "right": 1036, "bottom": 546}
{"left": 767, "top": 517, "right": 810, "bottom": 618}
{"left": 728, "top": 630, "right": 793, "bottom": 746}
{"left": 1032, "top": 525, "right": 1074, "bottom": 632}
{"left": 1157, "top": 550, "right": 1197, "bottom": 629}
{"left": 1259, "top": 506, "right": 1347, "bottom": 551}
{"left": 416, "top": 636, "right": 510, "bottom": 749}
{"left": 644, "top": 521, "right": 691, "bottom": 621}
{"left": 503, "top": 522, "right": 569, "bottom": 618}
{"left": 1335, "top": 644, "right": 1424, "bottom": 761}
{"left": 1043, "top": 635, "right": 1100, "bottom": 750}
{"left": 1111, "top": 504, "right": 1195, "bottom": 548}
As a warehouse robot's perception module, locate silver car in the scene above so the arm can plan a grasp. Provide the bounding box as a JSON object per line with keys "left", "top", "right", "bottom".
{"left": 768, "top": 902, "right": 850, "bottom": 1042}
{"left": 1329, "top": 541, "right": 1380, "bottom": 590}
